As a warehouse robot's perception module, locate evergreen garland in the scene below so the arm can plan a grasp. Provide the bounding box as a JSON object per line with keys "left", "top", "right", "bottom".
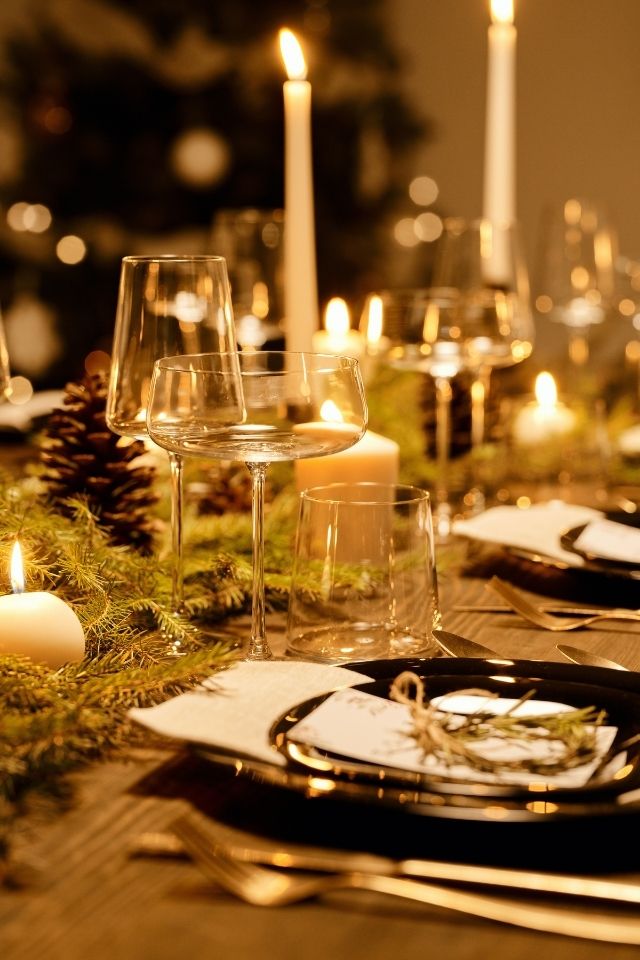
{"left": 0, "top": 471, "right": 298, "bottom": 878}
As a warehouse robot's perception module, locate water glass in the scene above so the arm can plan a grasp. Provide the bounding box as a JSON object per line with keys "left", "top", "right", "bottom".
{"left": 286, "top": 482, "right": 440, "bottom": 663}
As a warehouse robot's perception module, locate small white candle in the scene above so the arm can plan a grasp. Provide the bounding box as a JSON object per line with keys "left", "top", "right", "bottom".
{"left": 483, "top": 0, "right": 517, "bottom": 227}
{"left": 295, "top": 429, "right": 400, "bottom": 492}
{"left": 312, "top": 298, "right": 365, "bottom": 359}
{"left": 512, "top": 372, "right": 577, "bottom": 446}
{"left": 280, "top": 27, "right": 317, "bottom": 353}
{"left": 0, "top": 543, "right": 85, "bottom": 668}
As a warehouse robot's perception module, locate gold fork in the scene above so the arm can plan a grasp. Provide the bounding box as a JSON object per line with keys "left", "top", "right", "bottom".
{"left": 488, "top": 577, "right": 640, "bottom": 632}
{"left": 172, "top": 814, "right": 640, "bottom": 943}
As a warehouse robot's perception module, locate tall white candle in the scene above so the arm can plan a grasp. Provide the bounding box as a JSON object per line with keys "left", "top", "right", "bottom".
{"left": 483, "top": 0, "right": 516, "bottom": 227}
{"left": 279, "top": 28, "right": 317, "bottom": 353}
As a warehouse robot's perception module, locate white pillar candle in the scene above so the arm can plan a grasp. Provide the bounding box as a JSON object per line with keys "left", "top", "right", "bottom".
{"left": 483, "top": 0, "right": 517, "bottom": 228}
{"left": 512, "top": 372, "right": 577, "bottom": 446}
{"left": 0, "top": 542, "right": 85, "bottom": 668}
{"left": 312, "top": 297, "right": 365, "bottom": 359}
{"left": 280, "top": 28, "right": 317, "bottom": 354}
{"left": 295, "top": 429, "right": 400, "bottom": 492}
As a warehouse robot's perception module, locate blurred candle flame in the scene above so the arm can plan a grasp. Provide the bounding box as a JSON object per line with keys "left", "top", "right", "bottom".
{"left": 534, "top": 371, "right": 558, "bottom": 408}
{"left": 365, "top": 295, "right": 383, "bottom": 345}
{"left": 491, "top": 0, "right": 514, "bottom": 24}
{"left": 324, "top": 297, "right": 350, "bottom": 338}
{"left": 279, "top": 28, "right": 307, "bottom": 80}
{"left": 10, "top": 541, "right": 25, "bottom": 594}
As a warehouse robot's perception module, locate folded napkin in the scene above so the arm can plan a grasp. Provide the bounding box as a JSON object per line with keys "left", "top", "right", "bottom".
{"left": 129, "top": 660, "right": 372, "bottom": 767}
{"left": 452, "top": 501, "right": 604, "bottom": 567}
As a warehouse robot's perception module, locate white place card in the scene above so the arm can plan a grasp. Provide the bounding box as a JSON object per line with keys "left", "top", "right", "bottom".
{"left": 288, "top": 687, "right": 620, "bottom": 789}
{"left": 573, "top": 518, "right": 640, "bottom": 565}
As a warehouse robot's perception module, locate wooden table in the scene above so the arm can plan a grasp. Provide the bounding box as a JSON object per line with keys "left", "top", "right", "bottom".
{"left": 3, "top": 542, "right": 640, "bottom": 960}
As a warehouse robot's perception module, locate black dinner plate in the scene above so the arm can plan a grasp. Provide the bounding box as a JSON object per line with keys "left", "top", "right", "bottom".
{"left": 272, "top": 658, "right": 640, "bottom": 807}
{"left": 194, "top": 656, "right": 640, "bottom": 871}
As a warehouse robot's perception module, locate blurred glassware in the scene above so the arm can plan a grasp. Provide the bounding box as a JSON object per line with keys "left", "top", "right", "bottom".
{"left": 211, "top": 209, "right": 285, "bottom": 349}
{"left": 391, "top": 218, "right": 532, "bottom": 515}
{"left": 106, "top": 255, "right": 237, "bottom": 649}
{"left": 430, "top": 218, "right": 534, "bottom": 512}
{"left": 534, "top": 198, "right": 618, "bottom": 366}
{"left": 386, "top": 290, "right": 468, "bottom": 540}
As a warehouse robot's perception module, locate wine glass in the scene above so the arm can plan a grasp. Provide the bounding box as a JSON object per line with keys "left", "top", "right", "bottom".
{"left": 147, "top": 351, "right": 367, "bottom": 661}
{"left": 431, "top": 218, "right": 535, "bottom": 510}
{"left": 106, "top": 255, "right": 237, "bottom": 638}
{"left": 534, "top": 198, "right": 617, "bottom": 367}
{"left": 386, "top": 290, "right": 467, "bottom": 540}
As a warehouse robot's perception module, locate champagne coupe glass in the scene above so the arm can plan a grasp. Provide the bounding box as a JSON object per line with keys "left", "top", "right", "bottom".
{"left": 386, "top": 290, "right": 467, "bottom": 541}
{"left": 147, "top": 351, "right": 367, "bottom": 661}
{"left": 106, "top": 256, "right": 237, "bottom": 638}
{"left": 431, "top": 218, "right": 535, "bottom": 510}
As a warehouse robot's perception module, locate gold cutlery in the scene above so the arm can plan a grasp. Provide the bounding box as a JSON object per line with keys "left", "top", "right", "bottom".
{"left": 488, "top": 577, "right": 640, "bottom": 631}
{"left": 170, "top": 814, "right": 640, "bottom": 943}
{"left": 454, "top": 604, "right": 639, "bottom": 617}
{"left": 434, "top": 628, "right": 629, "bottom": 673}
{"left": 556, "top": 644, "right": 628, "bottom": 671}
{"left": 433, "top": 629, "right": 503, "bottom": 659}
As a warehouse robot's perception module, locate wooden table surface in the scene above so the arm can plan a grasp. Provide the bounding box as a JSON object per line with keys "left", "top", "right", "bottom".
{"left": 3, "top": 539, "right": 640, "bottom": 960}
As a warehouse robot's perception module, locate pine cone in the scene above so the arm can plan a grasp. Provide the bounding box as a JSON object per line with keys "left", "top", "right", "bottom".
{"left": 39, "top": 371, "right": 159, "bottom": 554}
{"left": 188, "top": 461, "right": 255, "bottom": 516}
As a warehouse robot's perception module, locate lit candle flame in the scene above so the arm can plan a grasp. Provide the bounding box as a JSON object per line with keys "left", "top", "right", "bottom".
{"left": 10, "top": 541, "right": 25, "bottom": 594}
{"left": 491, "top": 0, "right": 514, "bottom": 24}
{"left": 534, "top": 371, "right": 558, "bottom": 408}
{"left": 279, "top": 28, "right": 307, "bottom": 80}
{"left": 364, "top": 295, "right": 383, "bottom": 345}
{"left": 324, "top": 297, "right": 350, "bottom": 338}
{"left": 319, "top": 399, "right": 344, "bottom": 422}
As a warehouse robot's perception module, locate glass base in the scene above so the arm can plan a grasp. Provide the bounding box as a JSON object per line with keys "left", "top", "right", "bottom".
{"left": 286, "top": 623, "right": 434, "bottom": 664}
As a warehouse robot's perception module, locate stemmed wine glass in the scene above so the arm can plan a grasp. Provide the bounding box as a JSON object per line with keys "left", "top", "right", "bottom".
{"left": 431, "top": 218, "right": 535, "bottom": 510}
{"left": 106, "top": 255, "right": 237, "bottom": 636}
{"left": 386, "top": 290, "right": 467, "bottom": 540}
{"left": 534, "top": 199, "right": 617, "bottom": 362}
{"left": 147, "top": 351, "right": 367, "bottom": 661}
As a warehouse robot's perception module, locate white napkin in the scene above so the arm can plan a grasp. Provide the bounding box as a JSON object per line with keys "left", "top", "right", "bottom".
{"left": 129, "top": 660, "right": 372, "bottom": 767}
{"left": 452, "top": 501, "right": 604, "bottom": 567}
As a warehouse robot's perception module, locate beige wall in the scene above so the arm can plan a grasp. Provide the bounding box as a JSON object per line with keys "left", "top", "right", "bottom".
{"left": 387, "top": 0, "right": 640, "bottom": 275}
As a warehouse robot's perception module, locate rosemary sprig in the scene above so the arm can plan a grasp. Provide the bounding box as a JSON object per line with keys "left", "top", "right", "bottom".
{"left": 390, "top": 671, "right": 608, "bottom": 777}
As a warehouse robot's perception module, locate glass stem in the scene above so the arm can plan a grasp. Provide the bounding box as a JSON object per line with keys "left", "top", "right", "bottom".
{"left": 469, "top": 365, "right": 492, "bottom": 515}
{"left": 246, "top": 462, "right": 273, "bottom": 661}
{"left": 470, "top": 366, "right": 491, "bottom": 450}
{"left": 434, "top": 376, "right": 453, "bottom": 539}
{"left": 168, "top": 452, "right": 185, "bottom": 616}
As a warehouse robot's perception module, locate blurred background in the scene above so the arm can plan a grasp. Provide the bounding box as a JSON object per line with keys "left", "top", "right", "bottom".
{"left": 0, "top": 0, "right": 638, "bottom": 403}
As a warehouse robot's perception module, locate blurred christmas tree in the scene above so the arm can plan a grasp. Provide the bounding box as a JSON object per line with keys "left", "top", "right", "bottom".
{"left": 0, "top": 0, "right": 428, "bottom": 387}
